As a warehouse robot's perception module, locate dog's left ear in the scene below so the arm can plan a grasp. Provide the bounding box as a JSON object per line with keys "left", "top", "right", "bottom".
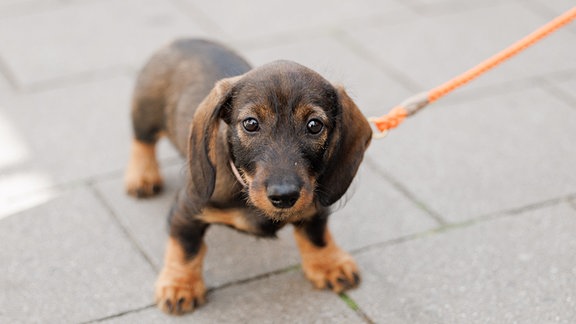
{"left": 317, "top": 86, "right": 372, "bottom": 206}
{"left": 187, "top": 75, "right": 242, "bottom": 204}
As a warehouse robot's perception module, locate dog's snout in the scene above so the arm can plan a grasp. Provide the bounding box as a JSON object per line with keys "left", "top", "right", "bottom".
{"left": 267, "top": 183, "right": 300, "bottom": 209}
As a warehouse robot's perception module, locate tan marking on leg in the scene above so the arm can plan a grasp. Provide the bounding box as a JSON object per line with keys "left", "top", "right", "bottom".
{"left": 294, "top": 227, "right": 360, "bottom": 293}
{"left": 124, "top": 139, "right": 163, "bottom": 198}
{"left": 198, "top": 208, "right": 254, "bottom": 233}
{"left": 155, "top": 237, "right": 207, "bottom": 315}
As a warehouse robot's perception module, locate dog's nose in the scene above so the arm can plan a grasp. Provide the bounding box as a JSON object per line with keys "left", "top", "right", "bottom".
{"left": 267, "top": 183, "right": 300, "bottom": 209}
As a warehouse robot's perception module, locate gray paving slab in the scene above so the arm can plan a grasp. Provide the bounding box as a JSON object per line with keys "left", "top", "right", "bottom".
{"left": 348, "top": 202, "right": 576, "bottom": 324}
{"left": 182, "top": 0, "right": 407, "bottom": 41}
{"left": 570, "top": 198, "right": 576, "bottom": 211}
{"left": 0, "top": 178, "right": 59, "bottom": 220}
{"left": 0, "top": 186, "right": 156, "bottom": 323}
{"left": 0, "top": 76, "right": 179, "bottom": 201}
{"left": 346, "top": 2, "right": 576, "bottom": 93}
{"left": 243, "top": 35, "right": 414, "bottom": 117}
{"left": 94, "top": 160, "right": 437, "bottom": 288}
{"left": 95, "top": 162, "right": 186, "bottom": 272}
{"left": 103, "top": 270, "right": 362, "bottom": 324}
{"left": 0, "top": 0, "right": 208, "bottom": 87}
{"left": 366, "top": 86, "right": 576, "bottom": 222}
{"left": 0, "top": 0, "right": 54, "bottom": 5}
{"left": 329, "top": 164, "right": 439, "bottom": 251}
{"left": 0, "top": 0, "right": 60, "bottom": 18}
{"left": 548, "top": 75, "right": 576, "bottom": 107}
{"left": 0, "top": 72, "right": 10, "bottom": 92}
{"left": 403, "top": 0, "right": 513, "bottom": 15}
{"left": 528, "top": 0, "right": 576, "bottom": 18}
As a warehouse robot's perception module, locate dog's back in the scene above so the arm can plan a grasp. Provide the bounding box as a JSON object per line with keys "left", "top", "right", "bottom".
{"left": 131, "top": 39, "right": 251, "bottom": 155}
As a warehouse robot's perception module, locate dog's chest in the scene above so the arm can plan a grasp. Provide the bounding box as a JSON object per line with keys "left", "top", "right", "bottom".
{"left": 242, "top": 211, "right": 286, "bottom": 237}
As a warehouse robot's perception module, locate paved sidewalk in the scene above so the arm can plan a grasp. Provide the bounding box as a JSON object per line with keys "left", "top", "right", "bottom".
{"left": 1, "top": 0, "right": 575, "bottom": 323}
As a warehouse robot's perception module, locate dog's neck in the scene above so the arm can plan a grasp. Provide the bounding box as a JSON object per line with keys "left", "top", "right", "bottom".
{"left": 229, "top": 160, "right": 248, "bottom": 187}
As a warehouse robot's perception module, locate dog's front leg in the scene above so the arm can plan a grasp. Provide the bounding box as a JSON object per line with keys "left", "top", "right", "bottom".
{"left": 155, "top": 191, "right": 209, "bottom": 315}
{"left": 294, "top": 212, "right": 360, "bottom": 293}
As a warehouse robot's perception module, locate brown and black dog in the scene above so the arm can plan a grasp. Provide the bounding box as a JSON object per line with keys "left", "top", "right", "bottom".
{"left": 125, "top": 39, "right": 372, "bottom": 315}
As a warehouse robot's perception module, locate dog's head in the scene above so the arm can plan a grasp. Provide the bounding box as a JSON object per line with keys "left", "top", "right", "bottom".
{"left": 188, "top": 60, "right": 372, "bottom": 220}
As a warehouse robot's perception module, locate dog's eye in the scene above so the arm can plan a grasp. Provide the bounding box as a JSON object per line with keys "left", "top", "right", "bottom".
{"left": 242, "top": 118, "right": 260, "bottom": 132}
{"left": 306, "top": 119, "right": 323, "bottom": 134}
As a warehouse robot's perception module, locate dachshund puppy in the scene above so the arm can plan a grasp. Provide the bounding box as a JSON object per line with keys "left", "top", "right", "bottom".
{"left": 125, "top": 39, "right": 372, "bottom": 315}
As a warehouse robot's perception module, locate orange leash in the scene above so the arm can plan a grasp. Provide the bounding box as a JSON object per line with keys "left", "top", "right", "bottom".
{"left": 370, "top": 6, "right": 576, "bottom": 138}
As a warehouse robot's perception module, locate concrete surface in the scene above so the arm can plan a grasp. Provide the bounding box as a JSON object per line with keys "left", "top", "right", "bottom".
{"left": 1, "top": 0, "right": 575, "bottom": 323}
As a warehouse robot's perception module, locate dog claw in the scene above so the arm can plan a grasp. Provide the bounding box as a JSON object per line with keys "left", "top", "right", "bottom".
{"left": 158, "top": 296, "right": 198, "bottom": 315}
{"left": 353, "top": 273, "right": 360, "bottom": 285}
{"left": 326, "top": 280, "right": 333, "bottom": 290}
{"left": 165, "top": 299, "right": 174, "bottom": 313}
{"left": 136, "top": 188, "right": 145, "bottom": 198}
{"left": 176, "top": 297, "right": 185, "bottom": 313}
{"left": 130, "top": 183, "right": 163, "bottom": 198}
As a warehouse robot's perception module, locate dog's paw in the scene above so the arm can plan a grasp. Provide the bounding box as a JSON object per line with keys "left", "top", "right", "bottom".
{"left": 125, "top": 170, "right": 163, "bottom": 198}
{"left": 124, "top": 157, "right": 163, "bottom": 198}
{"left": 155, "top": 269, "right": 206, "bottom": 315}
{"left": 301, "top": 249, "right": 360, "bottom": 293}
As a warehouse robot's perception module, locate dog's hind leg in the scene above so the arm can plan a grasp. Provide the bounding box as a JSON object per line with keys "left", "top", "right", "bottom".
{"left": 124, "top": 95, "right": 165, "bottom": 198}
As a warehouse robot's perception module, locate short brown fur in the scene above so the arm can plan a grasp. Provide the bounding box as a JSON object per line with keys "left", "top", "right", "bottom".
{"left": 125, "top": 139, "right": 163, "bottom": 197}
{"left": 294, "top": 227, "right": 360, "bottom": 292}
{"left": 155, "top": 238, "right": 207, "bottom": 315}
{"left": 125, "top": 39, "right": 372, "bottom": 315}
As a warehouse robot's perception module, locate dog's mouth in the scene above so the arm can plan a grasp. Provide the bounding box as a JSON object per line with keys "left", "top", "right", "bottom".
{"left": 244, "top": 179, "right": 316, "bottom": 222}
{"left": 230, "top": 161, "right": 317, "bottom": 221}
{"left": 256, "top": 201, "right": 317, "bottom": 223}
{"left": 248, "top": 185, "right": 314, "bottom": 221}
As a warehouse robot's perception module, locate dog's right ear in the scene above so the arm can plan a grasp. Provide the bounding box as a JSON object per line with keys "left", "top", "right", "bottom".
{"left": 187, "top": 75, "right": 242, "bottom": 204}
